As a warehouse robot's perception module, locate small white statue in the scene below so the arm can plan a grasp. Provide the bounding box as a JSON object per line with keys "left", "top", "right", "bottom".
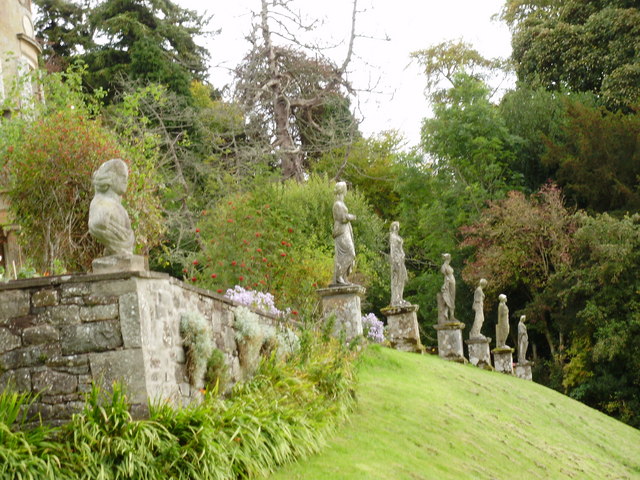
{"left": 88, "top": 159, "right": 135, "bottom": 256}
{"left": 438, "top": 253, "right": 456, "bottom": 322}
{"left": 518, "top": 315, "right": 529, "bottom": 363}
{"left": 470, "top": 278, "right": 488, "bottom": 339}
{"left": 496, "top": 294, "right": 510, "bottom": 348}
{"left": 390, "top": 221, "right": 409, "bottom": 306}
{"left": 332, "top": 181, "right": 356, "bottom": 285}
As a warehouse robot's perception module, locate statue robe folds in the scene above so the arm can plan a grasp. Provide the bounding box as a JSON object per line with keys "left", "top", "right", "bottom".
{"left": 332, "top": 200, "right": 356, "bottom": 285}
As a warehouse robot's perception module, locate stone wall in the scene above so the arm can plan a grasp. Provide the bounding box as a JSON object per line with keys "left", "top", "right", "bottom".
{"left": 0, "top": 271, "right": 278, "bottom": 424}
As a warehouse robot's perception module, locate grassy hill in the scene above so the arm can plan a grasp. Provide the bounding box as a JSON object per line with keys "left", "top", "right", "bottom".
{"left": 269, "top": 345, "right": 640, "bottom": 479}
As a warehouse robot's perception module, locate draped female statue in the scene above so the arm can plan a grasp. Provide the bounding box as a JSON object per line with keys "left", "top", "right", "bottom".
{"left": 332, "top": 182, "right": 356, "bottom": 285}
{"left": 390, "top": 221, "right": 409, "bottom": 306}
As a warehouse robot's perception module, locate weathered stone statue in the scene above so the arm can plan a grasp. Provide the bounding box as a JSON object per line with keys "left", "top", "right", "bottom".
{"left": 518, "top": 315, "right": 529, "bottom": 363}
{"left": 438, "top": 253, "right": 456, "bottom": 322}
{"left": 496, "top": 294, "right": 510, "bottom": 348}
{"left": 470, "top": 278, "right": 488, "bottom": 339}
{"left": 89, "top": 159, "right": 134, "bottom": 256}
{"left": 390, "top": 221, "right": 409, "bottom": 306}
{"left": 332, "top": 181, "right": 356, "bottom": 285}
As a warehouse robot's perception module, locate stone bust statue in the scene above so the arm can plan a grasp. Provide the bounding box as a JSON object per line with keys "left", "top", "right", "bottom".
{"left": 496, "top": 293, "right": 510, "bottom": 348}
{"left": 470, "top": 278, "right": 488, "bottom": 339}
{"left": 88, "top": 158, "right": 135, "bottom": 256}
{"left": 518, "top": 315, "right": 529, "bottom": 363}
{"left": 332, "top": 181, "right": 356, "bottom": 285}
{"left": 390, "top": 221, "right": 409, "bottom": 306}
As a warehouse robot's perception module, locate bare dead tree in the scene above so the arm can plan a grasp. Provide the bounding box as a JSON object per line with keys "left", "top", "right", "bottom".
{"left": 234, "top": 0, "right": 362, "bottom": 181}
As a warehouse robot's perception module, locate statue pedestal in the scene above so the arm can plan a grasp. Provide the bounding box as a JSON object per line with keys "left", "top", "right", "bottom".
{"left": 492, "top": 347, "right": 514, "bottom": 374}
{"left": 465, "top": 336, "right": 493, "bottom": 369}
{"left": 433, "top": 322, "right": 466, "bottom": 363}
{"left": 92, "top": 254, "right": 147, "bottom": 274}
{"left": 381, "top": 304, "right": 422, "bottom": 353}
{"left": 317, "top": 284, "right": 366, "bottom": 342}
{"left": 515, "top": 362, "right": 533, "bottom": 381}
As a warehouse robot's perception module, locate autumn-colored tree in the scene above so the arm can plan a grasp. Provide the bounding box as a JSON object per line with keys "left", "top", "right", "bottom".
{"left": 460, "top": 183, "right": 576, "bottom": 353}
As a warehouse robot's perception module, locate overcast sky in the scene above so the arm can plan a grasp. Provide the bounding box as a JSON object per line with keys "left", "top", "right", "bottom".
{"left": 176, "top": 0, "right": 513, "bottom": 147}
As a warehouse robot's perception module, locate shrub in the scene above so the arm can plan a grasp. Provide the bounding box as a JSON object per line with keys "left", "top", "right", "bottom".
{"left": 187, "top": 174, "right": 387, "bottom": 316}
{"left": 0, "top": 68, "right": 164, "bottom": 273}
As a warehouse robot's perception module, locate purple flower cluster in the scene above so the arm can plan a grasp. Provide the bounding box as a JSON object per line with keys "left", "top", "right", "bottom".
{"left": 362, "top": 313, "right": 385, "bottom": 343}
{"left": 225, "top": 285, "right": 284, "bottom": 317}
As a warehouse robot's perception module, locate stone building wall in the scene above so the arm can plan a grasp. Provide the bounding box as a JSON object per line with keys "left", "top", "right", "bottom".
{"left": 0, "top": 270, "right": 278, "bottom": 424}
{"left": 0, "top": 0, "right": 41, "bottom": 102}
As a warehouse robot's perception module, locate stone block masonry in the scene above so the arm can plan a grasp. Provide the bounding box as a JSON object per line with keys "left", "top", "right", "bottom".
{"left": 0, "top": 271, "right": 278, "bottom": 425}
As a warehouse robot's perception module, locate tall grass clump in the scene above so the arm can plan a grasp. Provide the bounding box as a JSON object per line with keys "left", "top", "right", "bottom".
{"left": 0, "top": 391, "right": 61, "bottom": 480}
{"left": 150, "top": 328, "right": 357, "bottom": 479}
{"left": 0, "top": 327, "right": 357, "bottom": 479}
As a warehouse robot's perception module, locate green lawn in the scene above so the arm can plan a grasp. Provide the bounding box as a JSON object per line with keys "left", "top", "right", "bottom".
{"left": 269, "top": 345, "right": 640, "bottom": 479}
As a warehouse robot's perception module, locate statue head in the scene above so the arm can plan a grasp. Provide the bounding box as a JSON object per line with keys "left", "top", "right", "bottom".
{"left": 390, "top": 221, "right": 399, "bottom": 233}
{"left": 93, "top": 158, "right": 129, "bottom": 196}
{"left": 442, "top": 253, "right": 451, "bottom": 263}
{"left": 520, "top": 315, "right": 526, "bottom": 323}
{"left": 334, "top": 181, "right": 347, "bottom": 197}
{"left": 479, "top": 278, "right": 488, "bottom": 288}
{"left": 499, "top": 293, "right": 507, "bottom": 303}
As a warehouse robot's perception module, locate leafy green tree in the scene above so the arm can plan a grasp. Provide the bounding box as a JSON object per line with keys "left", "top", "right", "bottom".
{"left": 548, "top": 213, "right": 640, "bottom": 427}
{"left": 311, "top": 132, "right": 405, "bottom": 219}
{"left": 411, "top": 39, "right": 505, "bottom": 96}
{"left": 33, "top": 0, "right": 92, "bottom": 72}
{"left": 422, "top": 73, "right": 521, "bottom": 211}
{"left": 34, "top": 0, "right": 211, "bottom": 100}
{"left": 505, "top": 0, "right": 640, "bottom": 109}
{"left": 498, "top": 86, "right": 571, "bottom": 191}
{"left": 543, "top": 101, "right": 640, "bottom": 212}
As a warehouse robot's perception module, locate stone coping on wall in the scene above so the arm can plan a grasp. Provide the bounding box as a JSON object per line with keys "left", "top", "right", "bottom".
{"left": 380, "top": 304, "right": 419, "bottom": 316}
{"left": 0, "top": 270, "right": 281, "bottom": 321}
{"left": 433, "top": 321, "right": 465, "bottom": 331}
{"left": 492, "top": 346, "right": 515, "bottom": 354}
{"left": 316, "top": 284, "right": 366, "bottom": 297}
{"left": 465, "top": 336, "right": 492, "bottom": 345}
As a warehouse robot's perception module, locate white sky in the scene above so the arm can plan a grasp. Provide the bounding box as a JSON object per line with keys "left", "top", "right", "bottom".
{"left": 178, "top": 0, "right": 513, "bottom": 147}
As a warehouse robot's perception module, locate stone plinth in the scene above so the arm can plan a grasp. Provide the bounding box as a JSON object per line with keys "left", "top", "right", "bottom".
{"left": 465, "top": 336, "right": 492, "bottom": 369}
{"left": 317, "top": 284, "right": 366, "bottom": 341}
{"left": 381, "top": 304, "right": 422, "bottom": 353}
{"left": 515, "top": 362, "right": 533, "bottom": 381}
{"left": 433, "top": 322, "right": 466, "bottom": 362}
{"left": 92, "top": 254, "right": 146, "bottom": 274}
{"left": 492, "top": 347, "right": 514, "bottom": 374}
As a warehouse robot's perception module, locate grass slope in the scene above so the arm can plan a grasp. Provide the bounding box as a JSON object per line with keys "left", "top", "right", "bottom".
{"left": 270, "top": 346, "right": 640, "bottom": 480}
